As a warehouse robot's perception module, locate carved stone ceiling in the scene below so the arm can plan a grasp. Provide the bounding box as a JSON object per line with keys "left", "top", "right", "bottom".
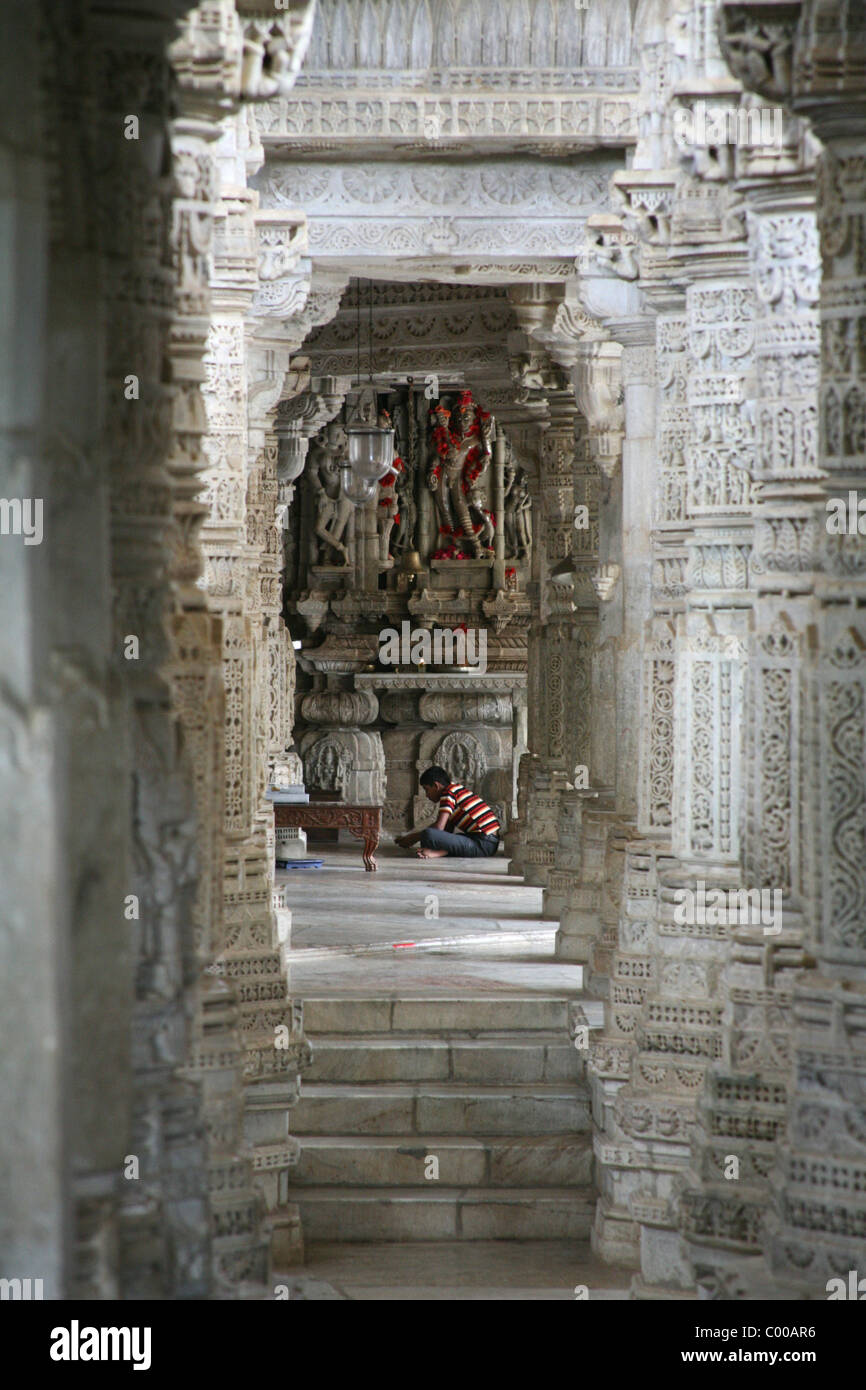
{"left": 301, "top": 279, "right": 518, "bottom": 388}
{"left": 252, "top": 0, "right": 639, "bottom": 160}
{"left": 248, "top": 0, "right": 638, "bottom": 395}
{"left": 249, "top": 0, "right": 638, "bottom": 289}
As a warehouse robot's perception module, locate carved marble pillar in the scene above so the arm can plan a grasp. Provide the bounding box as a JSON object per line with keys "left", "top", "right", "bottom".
{"left": 679, "top": 135, "right": 822, "bottom": 1297}
{"left": 196, "top": 178, "right": 314, "bottom": 1271}
{"left": 589, "top": 303, "right": 685, "bottom": 1270}
{"left": 162, "top": 0, "right": 317, "bottom": 1292}
{"left": 521, "top": 388, "right": 581, "bottom": 888}
{"left": 27, "top": 0, "right": 159, "bottom": 1299}
{"left": 715, "top": 0, "right": 866, "bottom": 1297}
{"left": 770, "top": 93, "right": 866, "bottom": 1306}
{"left": 553, "top": 312, "right": 653, "bottom": 969}
{"left": 70, "top": 0, "right": 253, "bottom": 1300}
{"left": 587, "top": 13, "right": 763, "bottom": 1286}
{"left": 615, "top": 330, "right": 657, "bottom": 814}
{"left": 165, "top": 40, "right": 270, "bottom": 1297}
{"left": 626, "top": 264, "right": 758, "bottom": 1297}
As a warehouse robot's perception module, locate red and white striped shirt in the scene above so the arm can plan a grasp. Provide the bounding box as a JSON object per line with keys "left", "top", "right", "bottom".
{"left": 439, "top": 782, "right": 500, "bottom": 837}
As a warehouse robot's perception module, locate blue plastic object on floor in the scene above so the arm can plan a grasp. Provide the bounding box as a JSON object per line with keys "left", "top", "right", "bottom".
{"left": 276, "top": 858, "right": 323, "bottom": 869}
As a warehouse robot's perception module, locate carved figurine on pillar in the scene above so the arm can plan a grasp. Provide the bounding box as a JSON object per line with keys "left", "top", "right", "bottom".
{"left": 427, "top": 390, "right": 495, "bottom": 559}
{"left": 376, "top": 448, "right": 402, "bottom": 565}
{"left": 308, "top": 419, "right": 352, "bottom": 567}
{"left": 504, "top": 449, "right": 532, "bottom": 561}
{"left": 391, "top": 451, "right": 415, "bottom": 559}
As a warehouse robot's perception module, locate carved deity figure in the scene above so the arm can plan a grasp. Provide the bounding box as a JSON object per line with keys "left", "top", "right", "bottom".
{"left": 375, "top": 409, "right": 401, "bottom": 563}
{"left": 307, "top": 737, "right": 348, "bottom": 794}
{"left": 132, "top": 709, "right": 198, "bottom": 1005}
{"left": 504, "top": 454, "right": 532, "bottom": 560}
{"left": 721, "top": 16, "right": 793, "bottom": 99}
{"left": 389, "top": 402, "right": 416, "bottom": 558}
{"left": 591, "top": 230, "right": 639, "bottom": 280}
{"left": 427, "top": 390, "right": 495, "bottom": 559}
{"left": 377, "top": 471, "right": 400, "bottom": 562}
{"left": 308, "top": 419, "right": 352, "bottom": 566}
{"left": 390, "top": 455, "right": 415, "bottom": 556}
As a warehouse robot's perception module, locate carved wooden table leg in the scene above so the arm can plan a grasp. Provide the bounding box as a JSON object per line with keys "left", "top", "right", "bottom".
{"left": 272, "top": 802, "right": 381, "bottom": 871}
{"left": 359, "top": 809, "right": 380, "bottom": 871}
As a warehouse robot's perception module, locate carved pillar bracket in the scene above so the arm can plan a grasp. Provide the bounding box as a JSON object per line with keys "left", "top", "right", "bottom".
{"left": 235, "top": 1, "right": 318, "bottom": 102}
{"left": 273, "top": 375, "right": 351, "bottom": 508}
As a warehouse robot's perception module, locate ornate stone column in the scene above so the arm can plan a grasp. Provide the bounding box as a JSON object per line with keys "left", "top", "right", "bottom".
{"left": 554, "top": 281, "right": 652, "bottom": 978}
{"left": 521, "top": 384, "right": 584, "bottom": 888}
{"left": 195, "top": 173, "right": 316, "bottom": 1270}
{"left": 505, "top": 288, "right": 602, "bottom": 897}
{"left": 166, "top": 26, "right": 270, "bottom": 1298}
{"left": 164, "top": 0, "right": 317, "bottom": 1291}
{"left": 678, "top": 111, "right": 822, "bottom": 1298}
{"left": 584, "top": 0, "right": 764, "bottom": 1295}
{"left": 588, "top": 292, "right": 685, "bottom": 1268}
{"left": 631, "top": 208, "right": 758, "bottom": 1301}
{"left": 718, "top": 0, "right": 866, "bottom": 1298}
{"left": 101, "top": 0, "right": 245, "bottom": 1300}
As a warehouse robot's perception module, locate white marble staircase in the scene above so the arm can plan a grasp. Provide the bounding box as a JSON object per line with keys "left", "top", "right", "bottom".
{"left": 288, "top": 994, "right": 595, "bottom": 1241}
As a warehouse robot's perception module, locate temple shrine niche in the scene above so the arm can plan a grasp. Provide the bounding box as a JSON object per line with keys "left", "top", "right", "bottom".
{"left": 285, "top": 332, "right": 533, "bottom": 833}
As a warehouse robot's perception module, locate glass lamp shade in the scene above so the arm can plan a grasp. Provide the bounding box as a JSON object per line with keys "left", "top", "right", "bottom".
{"left": 340, "top": 464, "right": 379, "bottom": 507}
{"left": 550, "top": 558, "right": 577, "bottom": 588}
{"left": 346, "top": 425, "right": 395, "bottom": 481}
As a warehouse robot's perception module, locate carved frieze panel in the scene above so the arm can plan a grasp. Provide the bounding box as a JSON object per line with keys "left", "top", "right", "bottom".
{"left": 254, "top": 93, "right": 638, "bottom": 153}
{"left": 639, "top": 618, "right": 676, "bottom": 836}
{"left": 686, "top": 283, "right": 758, "bottom": 515}
{"left": 655, "top": 314, "right": 689, "bottom": 527}
{"left": 814, "top": 613, "right": 866, "bottom": 962}
{"left": 254, "top": 159, "right": 617, "bottom": 263}
{"left": 749, "top": 206, "right": 821, "bottom": 483}
{"left": 674, "top": 616, "right": 747, "bottom": 865}
{"left": 744, "top": 614, "right": 803, "bottom": 897}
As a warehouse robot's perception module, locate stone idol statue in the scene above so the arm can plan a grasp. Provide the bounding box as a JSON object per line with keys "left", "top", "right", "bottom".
{"left": 427, "top": 389, "right": 495, "bottom": 559}
{"left": 504, "top": 447, "right": 532, "bottom": 560}
{"left": 375, "top": 408, "right": 401, "bottom": 563}
{"left": 308, "top": 419, "right": 353, "bottom": 566}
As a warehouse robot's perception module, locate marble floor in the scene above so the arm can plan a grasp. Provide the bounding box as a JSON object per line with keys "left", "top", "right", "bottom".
{"left": 275, "top": 842, "right": 629, "bottom": 1300}
{"left": 277, "top": 1241, "right": 631, "bottom": 1301}
{"left": 280, "top": 842, "right": 593, "bottom": 1006}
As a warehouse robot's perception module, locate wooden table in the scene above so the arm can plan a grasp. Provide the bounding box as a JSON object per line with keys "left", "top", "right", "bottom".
{"left": 272, "top": 801, "right": 382, "bottom": 872}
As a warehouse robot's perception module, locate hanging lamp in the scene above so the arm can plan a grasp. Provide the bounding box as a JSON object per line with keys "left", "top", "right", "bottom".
{"left": 341, "top": 278, "right": 395, "bottom": 504}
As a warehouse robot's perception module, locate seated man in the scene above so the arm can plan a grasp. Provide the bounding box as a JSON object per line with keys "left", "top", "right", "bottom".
{"left": 395, "top": 765, "right": 501, "bottom": 860}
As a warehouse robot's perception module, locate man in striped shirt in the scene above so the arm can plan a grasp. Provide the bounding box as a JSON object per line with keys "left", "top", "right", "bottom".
{"left": 395, "top": 765, "right": 501, "bottom": 859}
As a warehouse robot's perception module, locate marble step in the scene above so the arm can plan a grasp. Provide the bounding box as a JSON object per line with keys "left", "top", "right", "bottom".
{"left": 293, "top": 1083, "right": 591, "bottom": 1137}
{"left": 302, "top": 996, "right": 575, "bottom": 1036}
{"left": 303, "top": 1033, "right": 585, "bottom": 1085}
{"left": 289, "top": 1134, "right": 594, "bottom": 1189}
{"left": 294, "top": 1186, "right": 596, "bottom": 1241}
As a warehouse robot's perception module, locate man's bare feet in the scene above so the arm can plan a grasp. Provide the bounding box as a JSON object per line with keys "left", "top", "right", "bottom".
{"left": 416, "top": 848, "right": 447, "bottom": 859}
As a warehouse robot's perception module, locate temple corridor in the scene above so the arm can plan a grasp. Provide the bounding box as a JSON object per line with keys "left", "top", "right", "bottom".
{"left": 3, "top": 0, "right": 866, "bottom": 1315}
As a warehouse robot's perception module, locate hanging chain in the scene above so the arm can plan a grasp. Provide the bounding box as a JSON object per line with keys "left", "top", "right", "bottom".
{"left": 355, "top": 276, "right": 361, "bottom": 389}
{"left": 368, "top": 278, "right": 374, "bottom": 388}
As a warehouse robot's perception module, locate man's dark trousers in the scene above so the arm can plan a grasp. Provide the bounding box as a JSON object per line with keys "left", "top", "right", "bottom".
{"left": 419, "top": 827, "right": 499, "bottom": 857}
